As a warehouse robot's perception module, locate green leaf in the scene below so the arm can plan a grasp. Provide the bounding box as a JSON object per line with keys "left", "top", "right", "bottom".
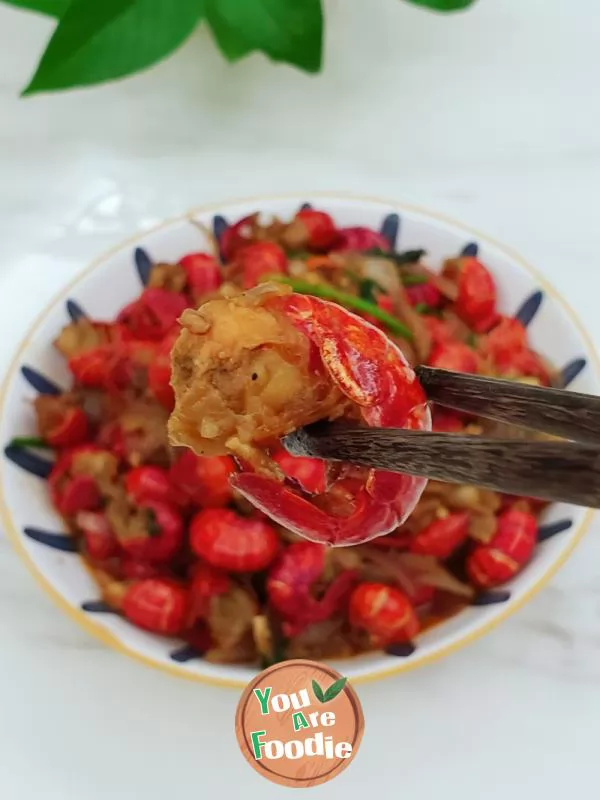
{"left": 311, "top": 679, "right": 325, "bottom": 703}
{"left": 323, "top": 677, "right": 347, "bottom": 702}
{"left": 205, "top": 0, "right": 253, "bottom": 62}
{"left": 22, "top": 0, "right": 204, "bottom": 96}
{"left": 1, "top": 0, "right": 70, "bottom": 16}
{"left": 211, "top": 0, "right": 323, "bottom": 73}
{"left": 403, "top": 0, "right": 476, "bottom": 11}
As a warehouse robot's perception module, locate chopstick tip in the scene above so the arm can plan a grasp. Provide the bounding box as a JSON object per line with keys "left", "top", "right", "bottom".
{"left": 281, "top": 429, "right": 308, "bottom": 457}
{"left": 282, "top": 422, "right": 331, "bottom": 457}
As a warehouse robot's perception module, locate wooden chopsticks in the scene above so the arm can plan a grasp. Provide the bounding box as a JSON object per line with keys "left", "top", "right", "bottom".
{"left": 283, "top": 367, "right": 600, "bottom": 509}
{"left": 415, "top": 365, "right": 600, "bottom": 445}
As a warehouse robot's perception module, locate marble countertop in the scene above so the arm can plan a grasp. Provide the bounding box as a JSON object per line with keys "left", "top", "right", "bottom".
{"left": 2, "top": 1, "right": 600, "bottom": 797}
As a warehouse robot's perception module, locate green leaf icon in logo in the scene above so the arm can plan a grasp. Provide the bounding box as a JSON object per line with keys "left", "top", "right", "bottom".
{"left": 312, "top": 679, "right": 325, "bottom": 703}
{"left": 323, "top": 677, "right": 348, "bottom": 702}
{"left": 312, "top": 677, "right": 348, "bottom": 703}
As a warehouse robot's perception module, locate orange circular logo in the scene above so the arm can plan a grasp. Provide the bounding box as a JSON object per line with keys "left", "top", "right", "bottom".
{"left": 235, "top": 659, "right": 364, "bottom": 788}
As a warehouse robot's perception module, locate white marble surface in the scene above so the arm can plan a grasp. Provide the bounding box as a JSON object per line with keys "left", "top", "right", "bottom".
{"left": 1, "top": 1, "right": 600, "bottom": 797}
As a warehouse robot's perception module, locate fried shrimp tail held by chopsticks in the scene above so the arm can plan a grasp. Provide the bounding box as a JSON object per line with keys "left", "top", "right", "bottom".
{"left": 168, "top": 283, "right": 430, "bottom": 546}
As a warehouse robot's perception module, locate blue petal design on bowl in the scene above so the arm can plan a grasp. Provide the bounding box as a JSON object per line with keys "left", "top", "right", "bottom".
{"left": 472, "top": 590, "right": 511, "bottom": 606}
{"left": 299, "top": 202, "right": 312, "bottom": 211}
{"left": 21, "top": 365, "right": 61, "bottom": 396}
{"left": 213, "top": 215, "right": 229, "bottom": 261}
{"left": 385, "top": 642, "right": 416, "bottom": 658}
{"left": 4, "top": 446, "right": 53, "bottom": 479}
{"left": 515, "top": 290, "right": 543, "bottom": 327}
{"left": 66, "top": 299, "right": 88, "bottom": 322}
{"left": 380, "top": 213, "right": 400, "bottom": 250}
{"left": 560, "top": 358, "right": 587, "bottom": 388}
{"left": 81, "top": 600, "right": 118, "bottom": 613}
{"left": 461, "top": 242, "right": 479, "bottom": 257}
{"left": 170, "top": 645, "right": 204, "bottom": 663}
{"left": 23, "top": 527, "right": 77, "bottom": 552}
{"left": 213, "top": 215, "right": 229, "bottom": 243}
{"left": 135, "top": 247, "right": 153, "bottom": 286}
{"left": 538, "top": 519, "right": 573, "bottom": 542}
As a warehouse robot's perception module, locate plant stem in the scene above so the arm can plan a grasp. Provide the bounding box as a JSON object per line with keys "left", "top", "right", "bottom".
{"left": 269, "top": 276, "right": 413, "bottom": 341}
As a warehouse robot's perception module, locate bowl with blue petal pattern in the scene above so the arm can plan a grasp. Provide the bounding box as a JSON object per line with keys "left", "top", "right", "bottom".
{"left": 1, "top": 194, "right": 597, "bottom": 688}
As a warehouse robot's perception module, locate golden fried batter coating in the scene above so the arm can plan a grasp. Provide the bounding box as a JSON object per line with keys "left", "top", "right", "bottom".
{"left": 168, "top": 284, "right": 350, "bottom": 470}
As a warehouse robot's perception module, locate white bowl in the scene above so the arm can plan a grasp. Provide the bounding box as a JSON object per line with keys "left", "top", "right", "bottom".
{"left": 1, "top": 193, "right": 597, "bottom": 688}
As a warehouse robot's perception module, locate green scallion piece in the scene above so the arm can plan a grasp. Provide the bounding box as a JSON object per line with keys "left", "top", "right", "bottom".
{"left": 401, "top": 273, "right": 429, "bottom": 287}
{"left": 287, "top": 250, "right": 311, "bottom": 260}
{"left": 414, "top": 303, "right": 433, "bottom": 314}
{"left": 364, "top": 248, "right": 427, "bottom": 266}
{"left": 269, "top": 276, "right": 413, "bottom": 341}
